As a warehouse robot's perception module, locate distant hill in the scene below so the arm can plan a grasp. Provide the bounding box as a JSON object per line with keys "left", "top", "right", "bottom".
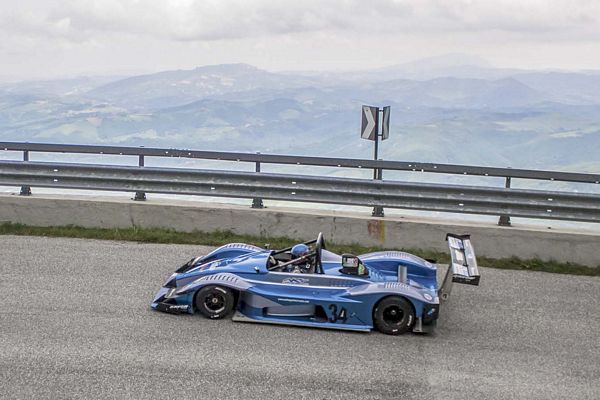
{"left": 0, "top": 57, "right": 599, "bottom": 174}
{"left": 86, "top": 63, "right": 324, "bottom": 109}
{"left": 512, "top": 72, "right": 600, "bottom": 105}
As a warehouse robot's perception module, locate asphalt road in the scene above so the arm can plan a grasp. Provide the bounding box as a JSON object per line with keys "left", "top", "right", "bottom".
{"left": 1, "top": 235, "right": 598, "bottom": 400}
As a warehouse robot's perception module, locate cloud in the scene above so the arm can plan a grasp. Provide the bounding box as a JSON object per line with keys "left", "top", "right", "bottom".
{"left": 2, "top": 0, "right": 600, "bottom": 80}
{"left": 3, "top": 0, "right": 600, "bottom": 43}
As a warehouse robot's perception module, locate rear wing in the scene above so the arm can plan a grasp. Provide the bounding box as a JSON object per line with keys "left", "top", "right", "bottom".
{"left": 438, "top": 234, "right": 480, "bottom": 300}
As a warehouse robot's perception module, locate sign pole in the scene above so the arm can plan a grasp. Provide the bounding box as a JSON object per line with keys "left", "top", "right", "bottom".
{"left": 373, "top": 110, "right": 379, "bottom": 180}
{"left": 360, "top": 104, "right": 389, "bottom": 218}
{"left": 372, "top": 108, "right": 384, "bottom": 217}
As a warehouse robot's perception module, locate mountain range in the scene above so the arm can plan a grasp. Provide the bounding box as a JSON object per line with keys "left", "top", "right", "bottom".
{"left": 1, "top": 55, "right": 599, "bottom": 176}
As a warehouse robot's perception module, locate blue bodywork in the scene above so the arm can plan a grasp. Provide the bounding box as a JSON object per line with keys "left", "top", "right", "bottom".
{"left": 151, "top": 235, "right": 479, "bottom": 334}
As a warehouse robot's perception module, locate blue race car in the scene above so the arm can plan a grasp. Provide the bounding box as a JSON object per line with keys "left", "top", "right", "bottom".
{"left": 151, "top": 233, "right": 480, "bottom": 335}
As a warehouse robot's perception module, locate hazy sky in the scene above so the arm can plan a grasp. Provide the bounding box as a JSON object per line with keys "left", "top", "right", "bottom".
{"left": 2, "top": 0, "right": 600, "bottom": 80}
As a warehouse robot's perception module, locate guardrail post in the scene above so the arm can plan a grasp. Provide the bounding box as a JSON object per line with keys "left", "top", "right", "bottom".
{"left": 498, "top": 177, "right": 512, "bottom": 226}
{"left": 133, "top": 155, "right": 146, "bottom": 201}
{"left": 251, "top": 153, "right": 264, "bottom": 209}
{"left": 19, "top": 151, "right": 32, "bottom": 196}
{"left": 372, "top": 165, "right": 384, "bottom": 217}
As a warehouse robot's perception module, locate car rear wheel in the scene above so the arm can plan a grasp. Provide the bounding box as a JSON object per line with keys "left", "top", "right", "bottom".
{"left": 373, "top": 296, "right": 415, "bottom": 335}
{"left": 195, "top": 285, "right": 235, "bottom": 319}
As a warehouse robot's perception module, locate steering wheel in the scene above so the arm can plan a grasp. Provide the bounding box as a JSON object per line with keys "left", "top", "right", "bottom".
{"left": 315, "top": 232, "right": 326, "bottom": 274}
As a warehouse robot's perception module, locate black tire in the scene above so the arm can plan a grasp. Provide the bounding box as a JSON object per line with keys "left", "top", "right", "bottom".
{"left": 194, "top": 285, "right": 235, "bottom": 319}
{"left": 373, "top": 296, "right": 415, "bottom": 335}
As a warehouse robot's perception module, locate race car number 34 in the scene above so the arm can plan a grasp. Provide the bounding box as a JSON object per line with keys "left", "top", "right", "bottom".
{"left": 328, "top": 304, "right": 347, "bottom": 323}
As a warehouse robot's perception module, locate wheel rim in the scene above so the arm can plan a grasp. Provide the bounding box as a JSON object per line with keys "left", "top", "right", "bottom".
{"left": 382, "top": 305, "right": 404, "bottom": 325}
{"left": 204, "top": 292, "right": 226, "bottom": 314}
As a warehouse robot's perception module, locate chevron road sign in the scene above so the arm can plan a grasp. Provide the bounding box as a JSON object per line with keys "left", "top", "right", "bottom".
{"left": 361, "top": 105, "right": 378, "bottom": 140}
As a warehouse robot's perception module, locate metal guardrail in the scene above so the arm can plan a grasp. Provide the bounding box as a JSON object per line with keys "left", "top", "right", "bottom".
{"left": 2, "top": 142, "right": 599, "bottom": 183}
{"left": 1, "top": 142, "right": 599, "bottom": 224}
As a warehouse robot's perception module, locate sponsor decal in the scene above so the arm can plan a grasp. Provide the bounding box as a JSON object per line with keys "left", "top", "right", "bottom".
{"left": 277, "top": 298, "right": 310, "bottom": 304}
{"left": 168, "top": 305, "right": 189, "bottom": 310}
{"left": 282, "top": 277, "right": 310, "bottom": 285}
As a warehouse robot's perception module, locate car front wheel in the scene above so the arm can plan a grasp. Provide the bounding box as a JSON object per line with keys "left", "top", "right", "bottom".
{"left": 195, "top": 285, "right": 235, "bottom": 319}
{"left": 373, "top": 296, "right": 415, "bottom": 335}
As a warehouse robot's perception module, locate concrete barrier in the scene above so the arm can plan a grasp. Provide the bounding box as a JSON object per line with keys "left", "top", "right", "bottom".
{"left": 0, "top": 193, "right": 598, "bottom": 267}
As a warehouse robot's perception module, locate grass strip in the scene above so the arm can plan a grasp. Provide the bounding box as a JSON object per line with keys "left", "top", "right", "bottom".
{"left": 1, "top": 222, "right": 598, "bottom": 276}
